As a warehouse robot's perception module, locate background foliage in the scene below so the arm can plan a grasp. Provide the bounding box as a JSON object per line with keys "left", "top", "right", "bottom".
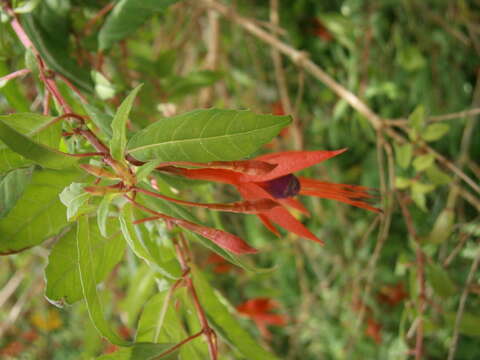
{"left": 1, "top": 0, "right": 479, "bottom": 359}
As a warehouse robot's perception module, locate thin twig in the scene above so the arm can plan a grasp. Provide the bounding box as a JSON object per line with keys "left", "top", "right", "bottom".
{"left": 447, "top": 240, "right": 480, "bottom": 360}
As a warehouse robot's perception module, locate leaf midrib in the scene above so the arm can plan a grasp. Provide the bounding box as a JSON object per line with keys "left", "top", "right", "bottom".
{"left": 127, "top": 122, "right": 286, "bottom": 154}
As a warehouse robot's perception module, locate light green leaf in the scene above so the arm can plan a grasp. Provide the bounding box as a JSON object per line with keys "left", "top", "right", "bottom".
{"left": 395, "top": 176, "right": 411, "bottom": 190}
{"left": 110, "top": 84, "right": 143, "bottom": 163}
{"left": 45, "top": 219, "right": 125, "bottom": 306}
{"left": 426, "top": 264, "right": 456, "bottom": 298}
{"left": 0, "top": 117, "right": 76, "bottom": 170}
{"left": 119, "top": 202, "right": 182, "bottom": 279}
{"left": 97, "top": 194, "right": 116, "bottom": 238}
{"left": 408, "top": 105, "right": 425, "bottom": 131}
{"left": 191, "top": 266, "right": 279, "bottom": 360}
{"left": 394, "top": 143, "right": 413, "bottom": 169}
{"left": 0, "top": 167, "right": 33, "bottom": 218}
{"left": 428, "top": 209, "right": 455, "bottom": 244}
{"left": 96, "top": 343, "right": 178, "bottom": 360}
{"left": 93, "top": 71, "right": 116, "bottom": 100}
{"left": 426, "top": 164, "right": 452, "bottom": 185}
{"left": 76, "top": 215, "right": 130, "bottom": 346}
{"left": 59, "top": 182, "right": 91, "bottom": 221}
{"left": 412, "top": 154, "right": 435, "bottom": 172}
{"left": 98, "top": 0, "right": 179, "bottom": 51}
{"left": 423, "top": 123, "right": 450, "bottom": 142}
{"left": 136, "top": 292, "right": 203, "bottom": 360}
{"left": 127, "top": 109, "right": 292, "bottom": 162}
{"left": 135, "top": 160, "right": 164, "bottom": 183}
{"left": 0, "top": 168, "right": 81, "bottom": 254}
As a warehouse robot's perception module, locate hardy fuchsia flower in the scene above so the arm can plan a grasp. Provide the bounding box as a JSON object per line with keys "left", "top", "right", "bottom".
{"left": 157, "top": 149, "right": 380, "bottom": 251}
{"left": 236, "top": 297, "right": 287, "bottom": 338}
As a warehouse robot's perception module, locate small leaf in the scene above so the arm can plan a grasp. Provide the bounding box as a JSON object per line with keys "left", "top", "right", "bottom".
{"left": 127, "top": 109, "right": 292, "bottom": 162}
{"left": 427, "top": 264, "right": 457, "bottom": 298}
{"left": 45, "top": 220, "right": 125, "bottom": 306}
{"left": 428, "top": 209, "right": 455, "bottom": 244}
{"left": 96, "top": 343, "right": 178, "bottom": 360}
{"left": 110, "top": 84, "right": 143, "bottom": 163}
{"left": 59, "top": 183, "right": 91, "bottom": 221}
{"left": 0, "top": 117, "right": 76, "bottom": 170}
{"left": 92, "top": 71, "right": 116, "bottom": 100}
{"left": 97, "top": 194, "right": 116, "bottom": 237}
{"left": 0, "top": 167, "right": 33, "bottom": 218}
{"left": 76, "top": 215, "right": 130, "bottom": 346}
{"left": 136, "top": 160, "right": 164, "bottom": 183}
{"left": 422, "top": 123, "right": 450, "bottom": 142}
{"left": 395, "top": 176, "right": 411, "bottom": 190}
{"left": 394, "top": 143, "right": 413, "bottom": 169}
{"left": 412, "top": 154, "right": 435, "bottom": 172}
{"left": 408, "top": 105, "right": 425, "bottom": 132}
{"left": 426, "top": 164, "right": 452, "bottom": 185}
{"left": 98, "top": 0, "right": 179, "bottom": 51}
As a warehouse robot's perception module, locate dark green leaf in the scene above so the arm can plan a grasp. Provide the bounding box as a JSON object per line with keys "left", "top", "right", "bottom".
{"left": 110, "top": 84, "right": 143, "bottom": 163}
{"left": 0, "top": 168, "right": 81, "bottom": 254}
{"left": 76, "top": 215, "right": 130, "bottom": 346}
{"left": 445, "top": 312, "right": 480, "bottom": 337}
{"left": 98, "top": 0, "right": 178, "bottom": 51}
{"left": 127, "top": 109, "right": 292, "bottom": 162}
{"left": 45, "top": 219, "right": 125, "bottom": 306}
{"left": 191, "top": 266, "right": 279, "bottom": 360}
{"left": 0, "top": 167, "right": 33, "bottom": 218}
{"left": 22, "top": 12, "right": 94, "bottom": 93}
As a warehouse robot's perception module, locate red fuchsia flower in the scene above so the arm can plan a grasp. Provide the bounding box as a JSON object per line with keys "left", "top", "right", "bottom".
{"left": 377, "top": 282, "right": 408, "bottom": 307}
{"left": 365, "top": 317, "right": 382, "bottom": 344}
{"left": 158, "top": 149, "right": 380, "bottom": 247}
{"left": 236, "top": 298, "right": 287, "bottom": 338}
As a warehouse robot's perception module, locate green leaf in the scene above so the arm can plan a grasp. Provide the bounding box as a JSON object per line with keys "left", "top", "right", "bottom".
{"left": 408, "top": 105, "right": 425, "bottom": 131}
{"left": 412, "top": 154, "right": 435, "bottom": 172}
{"left": 0, "top": 113, "right": 62, "bottom": 174}
{"left": 0, "top": 117, "right": 76, "bottom": 170}
{"left": 136, "top": 188, "right": 258, "bottom": 272}
{"left": 164, "top": 70, "right": 223, "bottom": 100}
{"left": 76, "top": 215, "right": 130, "bottom": 346}
{"left": 45, "top": 219, "right": 125, "bottom": 306}
{"left": 411, "top": 181, "right": 435, "bottom": 211}
{"left": 422, "top": 123, "right": 450, "bottom": 142}
{"left": 83, "top": 103, "right": 113, "bottom": 139}
{"left": 0, "top": 167, "right": 33, "bottom": 218}
{"left": 426, "top": 264, "right": 456, "bottom": 298}
{"left": 21, "top": 12, "right": 94, "bottom": 93}
{"left": 445, "top": 312, "right": 480, "bottom": 337}
{"left": 0, "top": 168, "right": 81, "bottom": 254}
{"left": 110, "top": 84, "right": 143, "bottom": 163}
{"left": 59, "top": 182, "right": 91, "bottom": 221}
{"left": 191, "top": 266, "right": 279, "bottom": 360}
{"left": 394, "top": 143, "right": 413, "bottom": 169}
{"left": 135, "top": 160, "right": 164, "bottom": 183}
{"left": 127, "top": 109, "right": 292, "bottom": 162}
{"left": 119, "top": 202, "right": 182, "bottom": 279}
{"left": 136, "top": 292, "right": 203, "bottom": 360}
{"left": 428, "top": 209, "right": 455, "bottom": 244}
{"left": 96, "top": 343, "right": 178, "bottom": 360}
{"left": 395, "top": 176, "right": 411, "bottom": 190}
{"left": 92, "top": 71, "right": 116, "bottom": 100}
{"left": 97, "top": 194, "right": 116, "bottom": 237}
{"left": 0, "top": 60, "right": 30, "bottom": 112}
{"left": 98, "top": 0, "right": 179, "bottom": 51}
{"left": 425, "top": 164, "right": 452, "bottom": 185}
